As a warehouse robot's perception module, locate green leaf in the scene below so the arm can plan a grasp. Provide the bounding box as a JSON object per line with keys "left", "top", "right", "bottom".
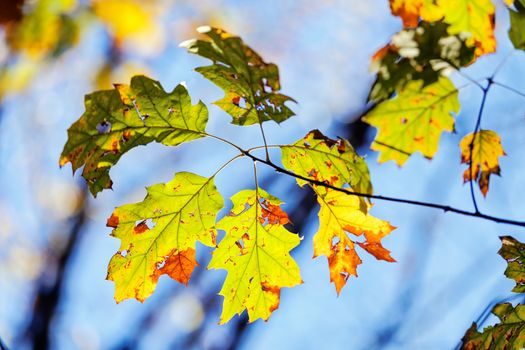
{"left": 209, "top": 189, "right": 302, "bottom": 324}
{"left": 363, "top": 76, "right": 459, "bottom": 166}
{"left": 509, "top": 1, "right": 525, "bottom": 51}
{"left": 461, "top": 303, "right": 525, "bottom": 350}
{"left": 280, "top": 129, "right": 372, "bottom": 211}
{"left": 106, "top": 172, "right": 223, "bottom": 303}
{"left": 369, "top": 21, "right": 474, "bottom": 102}
{"left": 181, "top": 26, "right": 295, "bottom": 126}
{"left": 499, "top": 236, "right": 525, "bottom": 293}
{"left": 59, "top": 75, "right": 208, "bottom": 196}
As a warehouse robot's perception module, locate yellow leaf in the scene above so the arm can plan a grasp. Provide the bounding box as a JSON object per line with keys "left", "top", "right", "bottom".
{"left": 106, "top": 172, "right": 223, "bottom": 303}
{"left": 388, "top": 0, "right": 496, "bottom": 56}
{"left": 315, "top": 189, "right": 395, "bottom": 294}
{"left": 363, "top": 77, "right": 459, "bottom": 166}
{"left": 389, "top": 0, "right": 443, "bottom": 27}
{"left": 209, "top": 189, "right": 302, "bottom": 324}
{"left": 460, "top": 130, "right": 506, "bottom": 197}
{"left": 93, "top": 0, "right": 158, "bottom": 43}
{"left": 438, "top": 0, "right": 496, "bottom": 56}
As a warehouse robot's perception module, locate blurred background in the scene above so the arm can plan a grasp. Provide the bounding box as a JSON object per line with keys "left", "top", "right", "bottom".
{"left": 0, "top": 0, "right": 524, "bottom": 349}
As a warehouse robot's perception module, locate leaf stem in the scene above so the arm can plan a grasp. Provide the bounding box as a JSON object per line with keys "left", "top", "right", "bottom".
{"left": 236, "top": 149, "right": 525, "bottom": 228}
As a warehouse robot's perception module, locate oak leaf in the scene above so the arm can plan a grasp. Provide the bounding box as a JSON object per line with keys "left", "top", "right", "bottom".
{"left": 363, "top": 77, "right": 459, "bottom": 165}
{"left": 461, "top": 303, "right": 525, "bottom": 350}
{"left": 460, "top": 130, "right": 506, "bottom": 197}
{"left": 209, "top": 189, "right": 302, "bottom": 324}
{"left": 314, "top": 189, "right": 395, "bottom": 294}
{"left": 106, "top": 172, "right": 223, "bottom": 303}
{"left": 499, "top": 236, "right": 525, "bottom": 293}
{"left": 388, "top": 0, "right": 496, "bottom": 56}
{"left": 181, "top": 26, "right": 295, "bottom": 126}
{"left": 281, "top": 130, "right": 372, "bottom": 211}
{"left": 60, "top": 75, "right": 208, "bottom": 195}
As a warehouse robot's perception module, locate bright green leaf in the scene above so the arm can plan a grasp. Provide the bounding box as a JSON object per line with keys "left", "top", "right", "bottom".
{"left": 181, "top": 26, "right": 295, "bottom": 126}
{"left": 106, "top": 172, "right": 223, "bottom": 303}
{"left": 209, "top": 189, "right": 302, "bottom": 324}
{"left": 59, "top": 75, "right": 207, "bottom": 196}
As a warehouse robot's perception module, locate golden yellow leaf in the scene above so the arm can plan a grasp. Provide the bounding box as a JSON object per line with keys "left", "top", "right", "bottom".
{"left": 314, "top": 189, "right": 395, "bottom": 294}
{"left": 460, "top": 130, "right": 506, "bottom": 197}
{"left": 363, "top": 77, "right": 459, "bottom": 166}
{"left": 388, "top": 0, "right": 496, "bottom": 56}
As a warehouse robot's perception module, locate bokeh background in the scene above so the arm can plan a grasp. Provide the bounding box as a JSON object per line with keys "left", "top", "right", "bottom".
{"left": 1, "top": 0, "right": 524, "bottom": 349}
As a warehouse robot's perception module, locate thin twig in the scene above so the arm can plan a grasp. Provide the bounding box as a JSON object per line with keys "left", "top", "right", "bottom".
{"left": 492, "top": 81, "right": 525, "bottom": 99}
{"left": 205, "top": 131, "right": 525, "bottom": 228}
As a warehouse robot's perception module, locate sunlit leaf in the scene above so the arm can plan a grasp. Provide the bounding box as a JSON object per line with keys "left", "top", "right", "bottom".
{"left": 499, "top": 236, "right": 525, "bottom": 293}
{"left": 314, "top": 189, "right": 395, "bottom": 294}
{"left": 280, "top": 129, "right": 372, "bottom": 210}
{"left": 388, "top": 0, "right": 496, "bottom": 56}
{"left": 106, "top": 172, "right": 223, "bottom": 303}
{"left": 60, "top": 75, "right": 208, "bottom": 196}
{"left": 209, "top": 189, "right": 302, "bottom": 323}
{"left": 439, "top": 0, "right": 496, "bottom": 56}
{"left": 181, "top": 26, "right": 295, "bottom": 126}
{"left": 460, "top": 130, "right": 506, "bottom": 197}
{"left": 369, "top": 22, "right": 474, "bottom": 102}
{"left": 461, "top": 303, "right": 525, "bottom": 350}
{"left": 363, "top": 76, "right": 459, "bottom": 165}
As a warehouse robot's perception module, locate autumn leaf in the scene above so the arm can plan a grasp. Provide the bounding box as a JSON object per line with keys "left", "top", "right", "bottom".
{"left": 389, "top": 0, "right": 443, "bottom": 27}
{"left": 368, "top": 22, "right": 474, "bottom": 102}
{"left": 363, "top": 76, "right": 459, "bottom": 166}
{"left": 280, "top": 129, "right": 372, "bottom": 211}
{"left": 106, "top": 172, "right": 223, "bottom": 303}
{"left": 438, "top": 0, "right": 496, "bottom": 56}
{"left": 461, "top": 303, "right": 525, "bottom": 350}
{"left": 314, "top": 189, "right": 395, "bottom": 294}
{"left": 499, "top": 236, "right": 525, "bottom": 293}
{"left": 388, "top": 0, "right": 496, "bottom": 56}
{"left": 181, "top": 26, "right": 295, "bottom": 126}
{"left": 209, "top": 189, "right": 302, "bottom": 324}
{"left": 460, "top": 130, "right": 506, "bottom": 197}
{"left": 60, "top": 75, "right": 208, "bottom": 195}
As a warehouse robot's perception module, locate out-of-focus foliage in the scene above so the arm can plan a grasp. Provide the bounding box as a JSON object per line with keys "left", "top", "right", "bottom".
{"left": 460, "top": 130, "right": 506, "bottom": 197}
{"left": 182, "top": 26, "right": 295, "bottom": 126}
{"left": 368, "top": 22, "right": 474, "bottom": 102}
{"left": 363, "top": 77, "right": 459, "bottom": 165}
{"left": 509, "top": 0, "right": 525, "bottom": 50}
